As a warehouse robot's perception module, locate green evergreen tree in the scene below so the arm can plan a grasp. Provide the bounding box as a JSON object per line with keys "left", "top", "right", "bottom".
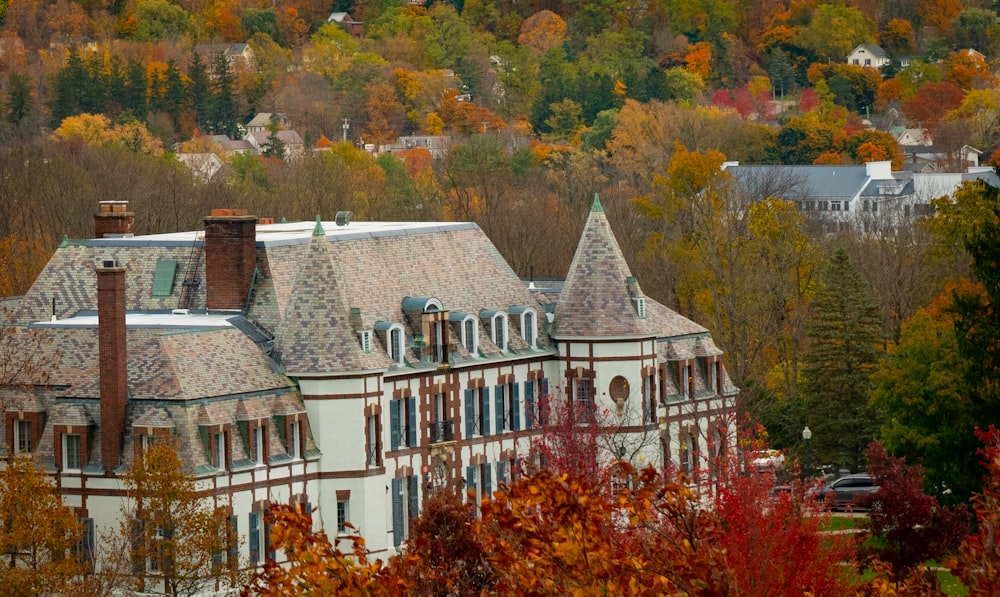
{"left": 107, "top": 55, "right": 128, "bottom": 117}
{"left": 163, "top": 58, "right": 187, "bottom": 125}
{"left": 260, "top": 112, "right": 286, "bottom": 158}
{"left": 83, "top": 52, "right": 107, "bottom": 114}
{"left": 4, "top": 73, "right": 33, "bottom": 124}
{"left": 801, "top": 248, "right": 883, "bottom": 473}
{"left": 124, "top": 58, "right": 148, "bottom": 118}
{"left": 187, "top": 52, "right": 212, "bottom": 133}
{"left": 48, "top": 46, "right": 88, "bottom": 128}
{"left": 208, "top": 53, "right": 239, "bottom": 138}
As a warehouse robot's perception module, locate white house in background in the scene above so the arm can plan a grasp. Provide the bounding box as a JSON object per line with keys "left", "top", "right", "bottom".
{"left": 847, "top": 44, "right": 891, "bottom": 69}
{"left": 176, "top": 152, "right": 228, "bottom": 182}
{"left": 1, "top": 198, "right": 737, "bottom": 592}
{"left": 723, "top": 160, "right": 1000, "bottom": 228}
{"left": 245, "top": 113, "right": 290, "bottom": 134}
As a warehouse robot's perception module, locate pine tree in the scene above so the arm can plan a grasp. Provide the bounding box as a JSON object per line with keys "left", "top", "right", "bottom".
{"left": 187, "top": 52, "right": 212, "bottom": 133}
{"left": 260, "top": 112, "right": 286, "bottom": 158}
{"left": 209, "top": 53, "right": 240, "bottom": 138}
{"left": 801, "top": 248, "right": 883, "bottom": 473}
{"left": 163, "top": 58, "right": 187, "bottom": 125}
{"left": 4, "top": 73, "right": 33, "bottom": 124}
{"left": 123, "top": 58, "right": 148, "bottom": 118}
{"left": 48, "top": 46, "right": 88, "bottom": 128}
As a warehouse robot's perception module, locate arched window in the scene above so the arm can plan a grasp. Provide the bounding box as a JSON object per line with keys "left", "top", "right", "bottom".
{"left": 492, "top": 313, "right": 507, "bottom": 352}
{"left": 386, "top": 324, "right": 405, "bottom": 365}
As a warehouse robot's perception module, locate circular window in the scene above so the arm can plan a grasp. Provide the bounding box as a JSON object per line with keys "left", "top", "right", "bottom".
{"left": 609, "top": 376, "right": 629, "bottom": 403}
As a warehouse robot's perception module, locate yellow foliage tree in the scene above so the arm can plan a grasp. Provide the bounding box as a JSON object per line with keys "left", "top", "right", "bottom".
{"left": 0, "top": 456, "right": 87, "bottom": 596}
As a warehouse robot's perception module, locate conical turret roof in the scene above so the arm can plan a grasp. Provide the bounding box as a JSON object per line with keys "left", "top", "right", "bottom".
{"left": 552, "top": 195, "right": 648, "bottom": 337}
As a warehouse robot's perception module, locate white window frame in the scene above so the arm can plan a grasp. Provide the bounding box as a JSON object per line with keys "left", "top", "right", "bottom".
{"left": 337, "top": 499, "right": 350, "bottom": 534}
{"left": 492, "top": 312, "right": 508, "bottom": 352}
{"left": 386, "top": 324, "right": 405, "bottom": 365}
{"left": 461, "top": 315, "right": 479, "bottom": 356}
{"left": 253, "top": 425, "right": 264, "bottom": 464}
{"left": 634, "top": 298, "right": 646, "bottom": 319}
{"left": 214, "top": 431, "right": 226, "bottom": 470}
{"left": 290, "top": 420, "right": 302, "bottom": 459}
{"left": 63, "top": 433, "right": 81, "bottom": 471}
{"left": 520, "top": 309, "right": 537, "bottom": 348}
{"left": 14, "top": 420, "right": 31, "bottom": 454}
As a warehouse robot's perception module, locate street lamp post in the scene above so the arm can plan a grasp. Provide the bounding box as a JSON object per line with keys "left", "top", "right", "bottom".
{"left": 802, "top": 426, "right": 812, "bottom": 479}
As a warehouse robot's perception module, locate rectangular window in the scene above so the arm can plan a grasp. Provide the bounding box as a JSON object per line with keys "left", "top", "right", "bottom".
{"left": 337, "top": 499, "right": 350, "bottom": 533}
{"left": 643, "top": 373, "right": 656, "bottom": 424}
{"left": 390, "top": 328, "right": 403, "bottom": 364}
{"left": 366, "top": 414, "right": 380, "bottom": 466}
{"left": 523, "top": 312, "right": 535, "bottom": 347}
{"left": 574, "top": 378, "right": 593, "bottom": 421}
{"left": 253, "top": 425, "right": 264, "bottom": 464}
{"left": 77, "top": 517, "right": 95, "bottom": 571}
{"left": 432, "top": 321, "right": 447, "bottom": 363}
{"left": 63, "top": 434, "right": 81, "bottom": 470}
{"left": 832, "top": 201, "right": 841, "bottom": 211}
{"left": 464, "top": 319, "right": 476, "bottom": 354}
{"left": 711, "top": 361, "right": 719, "bottom": 393}
{"left": 214, "top": 431, "right": 226, "bottom": 470}
{"left": 390, "top": 397, "right": 417, "bottom": 450}
{"left": 290, "top": 420, "right": 302, "bottom": 459}
{"left": 360, "top": 330, "right": 371, "bottom": 353}
{"left": 15, "top": 420, "right": 31, "bottom": 454}
{"left": 249, "top": 511, "right": 262, "bottom": 563}
{"left": 152, "top": 259, "right": 178, "bottom": 297}
{"left": 141, "top": 434, "right": 156, "bottom": 452}
{"left": 495, "top": 385, "right": 507, "bottom": 432}
{"left": 391, "top": 475, "right": 419, "bottom": 547}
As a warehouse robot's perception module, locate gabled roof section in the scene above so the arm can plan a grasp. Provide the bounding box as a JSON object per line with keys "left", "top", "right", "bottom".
{"left": 552, "top": 195, "right": 646, "bottom": 337}
{"left": 273, "top": 230, "right": 389, "bottom": 374}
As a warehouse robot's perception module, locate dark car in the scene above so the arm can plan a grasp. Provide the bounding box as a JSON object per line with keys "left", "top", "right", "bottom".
{"left": 817, "top": 474, "right": 879, "bottom": 509}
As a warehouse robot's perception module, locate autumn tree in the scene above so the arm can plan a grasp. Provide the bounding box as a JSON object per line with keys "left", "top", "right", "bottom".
{"left": 0, "top": 456, "right": 87, "bottom": 596}
{"left": 801, "top": 248, "right": 883, "bottom": 473}
{"left": 947, "top": 426, "right": 1000, "bottom": 595}
{"left": 517, "top": 10, "right": 566, "bottom": 56}
{"left": 796, "top": 3, "right": 875, "bottom": 61}
{"left": 244, "top": 502, "right": 400, "bottom": 596}
{"left": 386, "top": 483, "right": 495, "bottom": 595}
{"left": 122, "top": 442, "right": 240, "bottom": 597}
{"left": 861, "top": 442, "right": 969, "bottom": 580}
{"left": 901, "top": 81, "right": 964, "bottom": 136}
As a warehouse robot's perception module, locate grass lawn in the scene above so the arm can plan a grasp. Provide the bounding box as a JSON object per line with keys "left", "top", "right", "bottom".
{"left": 819, "top": 515, "right": 862, "bottom": 532}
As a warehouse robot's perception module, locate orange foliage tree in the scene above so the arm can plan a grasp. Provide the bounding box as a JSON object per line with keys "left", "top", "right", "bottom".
{"left": 516, "top": 9, "right": 566, "bottom": 56}
{"left": 947, "top": 426, "right": 1000, "bottom": 595}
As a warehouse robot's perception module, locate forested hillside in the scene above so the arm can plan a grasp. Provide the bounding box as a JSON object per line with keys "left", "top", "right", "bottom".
{"left": 2, "top": 0, "right": 1000, "bottom": 499}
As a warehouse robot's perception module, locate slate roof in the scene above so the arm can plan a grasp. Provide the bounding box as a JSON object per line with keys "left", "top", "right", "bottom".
{"left": 16, "top": 326, "right": 293, "bottom": 400}
{"left": 273, "top": 223, "right": 390, "bottom": 373}
{"left": 725, "top": 165, "right": 871, "bottom": 201}
{"left": 269, "top": 221, "right": 552, "bottom": 373}
{"left": 552, "top": 196, "right": 705, "bottom": 338}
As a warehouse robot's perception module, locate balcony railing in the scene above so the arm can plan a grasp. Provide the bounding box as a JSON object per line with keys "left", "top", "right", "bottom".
{"left": 430, "top": 420, "right": 454, "bottom": 444}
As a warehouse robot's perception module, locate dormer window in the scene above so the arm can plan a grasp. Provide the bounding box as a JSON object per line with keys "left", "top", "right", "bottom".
{"left": 359, "top": 330, "right": 372, "bottom": 353}
{"left": 461, "top": 315, "right": 478, "bottom": 356}
{"left": 492, "top": 313, "right": 507, "bottom": 352}
{"left": 521, "top": 309, "right": 537, "bottom": 348}
{"left": 634, "top": 297, "right": 646, "bottom": 319}
{"left": 384, "top": 324, "right": 405, "bottom": 365}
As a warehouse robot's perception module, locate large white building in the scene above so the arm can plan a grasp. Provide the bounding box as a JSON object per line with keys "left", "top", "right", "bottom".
{"left": 1, "top": 197, "right": 737, "bottom": 586}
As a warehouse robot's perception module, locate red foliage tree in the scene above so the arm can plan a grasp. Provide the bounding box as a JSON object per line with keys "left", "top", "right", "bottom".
{"left": 901, "top": 81, "right": 965, "bottom": 136}
{"left": 947, "top": 426, "right": 1000, "bottom": 595}
{"left": 798, "top": 88, "right": 819, "bottom": 112}
{"left": 862, "top": 441, "right": 969, "bottom": 580}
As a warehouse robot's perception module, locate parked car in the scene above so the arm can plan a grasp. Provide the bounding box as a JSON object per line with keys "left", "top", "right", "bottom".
{"left": 816, "top": 473, "right": 879, "bottom": 509}
{"left": 751, "top": 449, "right": 785, "bottom": 472}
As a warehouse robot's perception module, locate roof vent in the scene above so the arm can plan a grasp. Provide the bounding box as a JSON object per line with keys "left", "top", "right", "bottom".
{"left": 336, "top": 211, "right": 353, "bottom": 226}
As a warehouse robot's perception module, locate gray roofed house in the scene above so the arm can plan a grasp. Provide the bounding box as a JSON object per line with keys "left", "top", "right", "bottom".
{"left": 2, "top": 199, "right": 738, "bottom": 582}
{"left": 723, "top": 160, "right": 998, "bottom": 228}
{"left": 847, "top": 43, "right": 890, "bottom": 69}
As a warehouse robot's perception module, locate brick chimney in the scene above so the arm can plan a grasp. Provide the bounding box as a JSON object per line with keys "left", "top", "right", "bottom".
{"left": 204, "top": 209, "right": 258, "bottom": 310}
{"left": 94, "top": 201, "right": 135, "bottom": 238}
{"left": 97, "top": 259, "right": 128, "bottom": 473}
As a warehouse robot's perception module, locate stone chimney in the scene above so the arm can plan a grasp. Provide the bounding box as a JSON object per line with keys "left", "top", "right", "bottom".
{"left": 204, "top": 209, "right": 258, "bottom": 310}
{"left": 94, "top": 201, "right": 135, "bottom": 238}
{"left": 97, "top": 259, "right": 128, "bottom": 473}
